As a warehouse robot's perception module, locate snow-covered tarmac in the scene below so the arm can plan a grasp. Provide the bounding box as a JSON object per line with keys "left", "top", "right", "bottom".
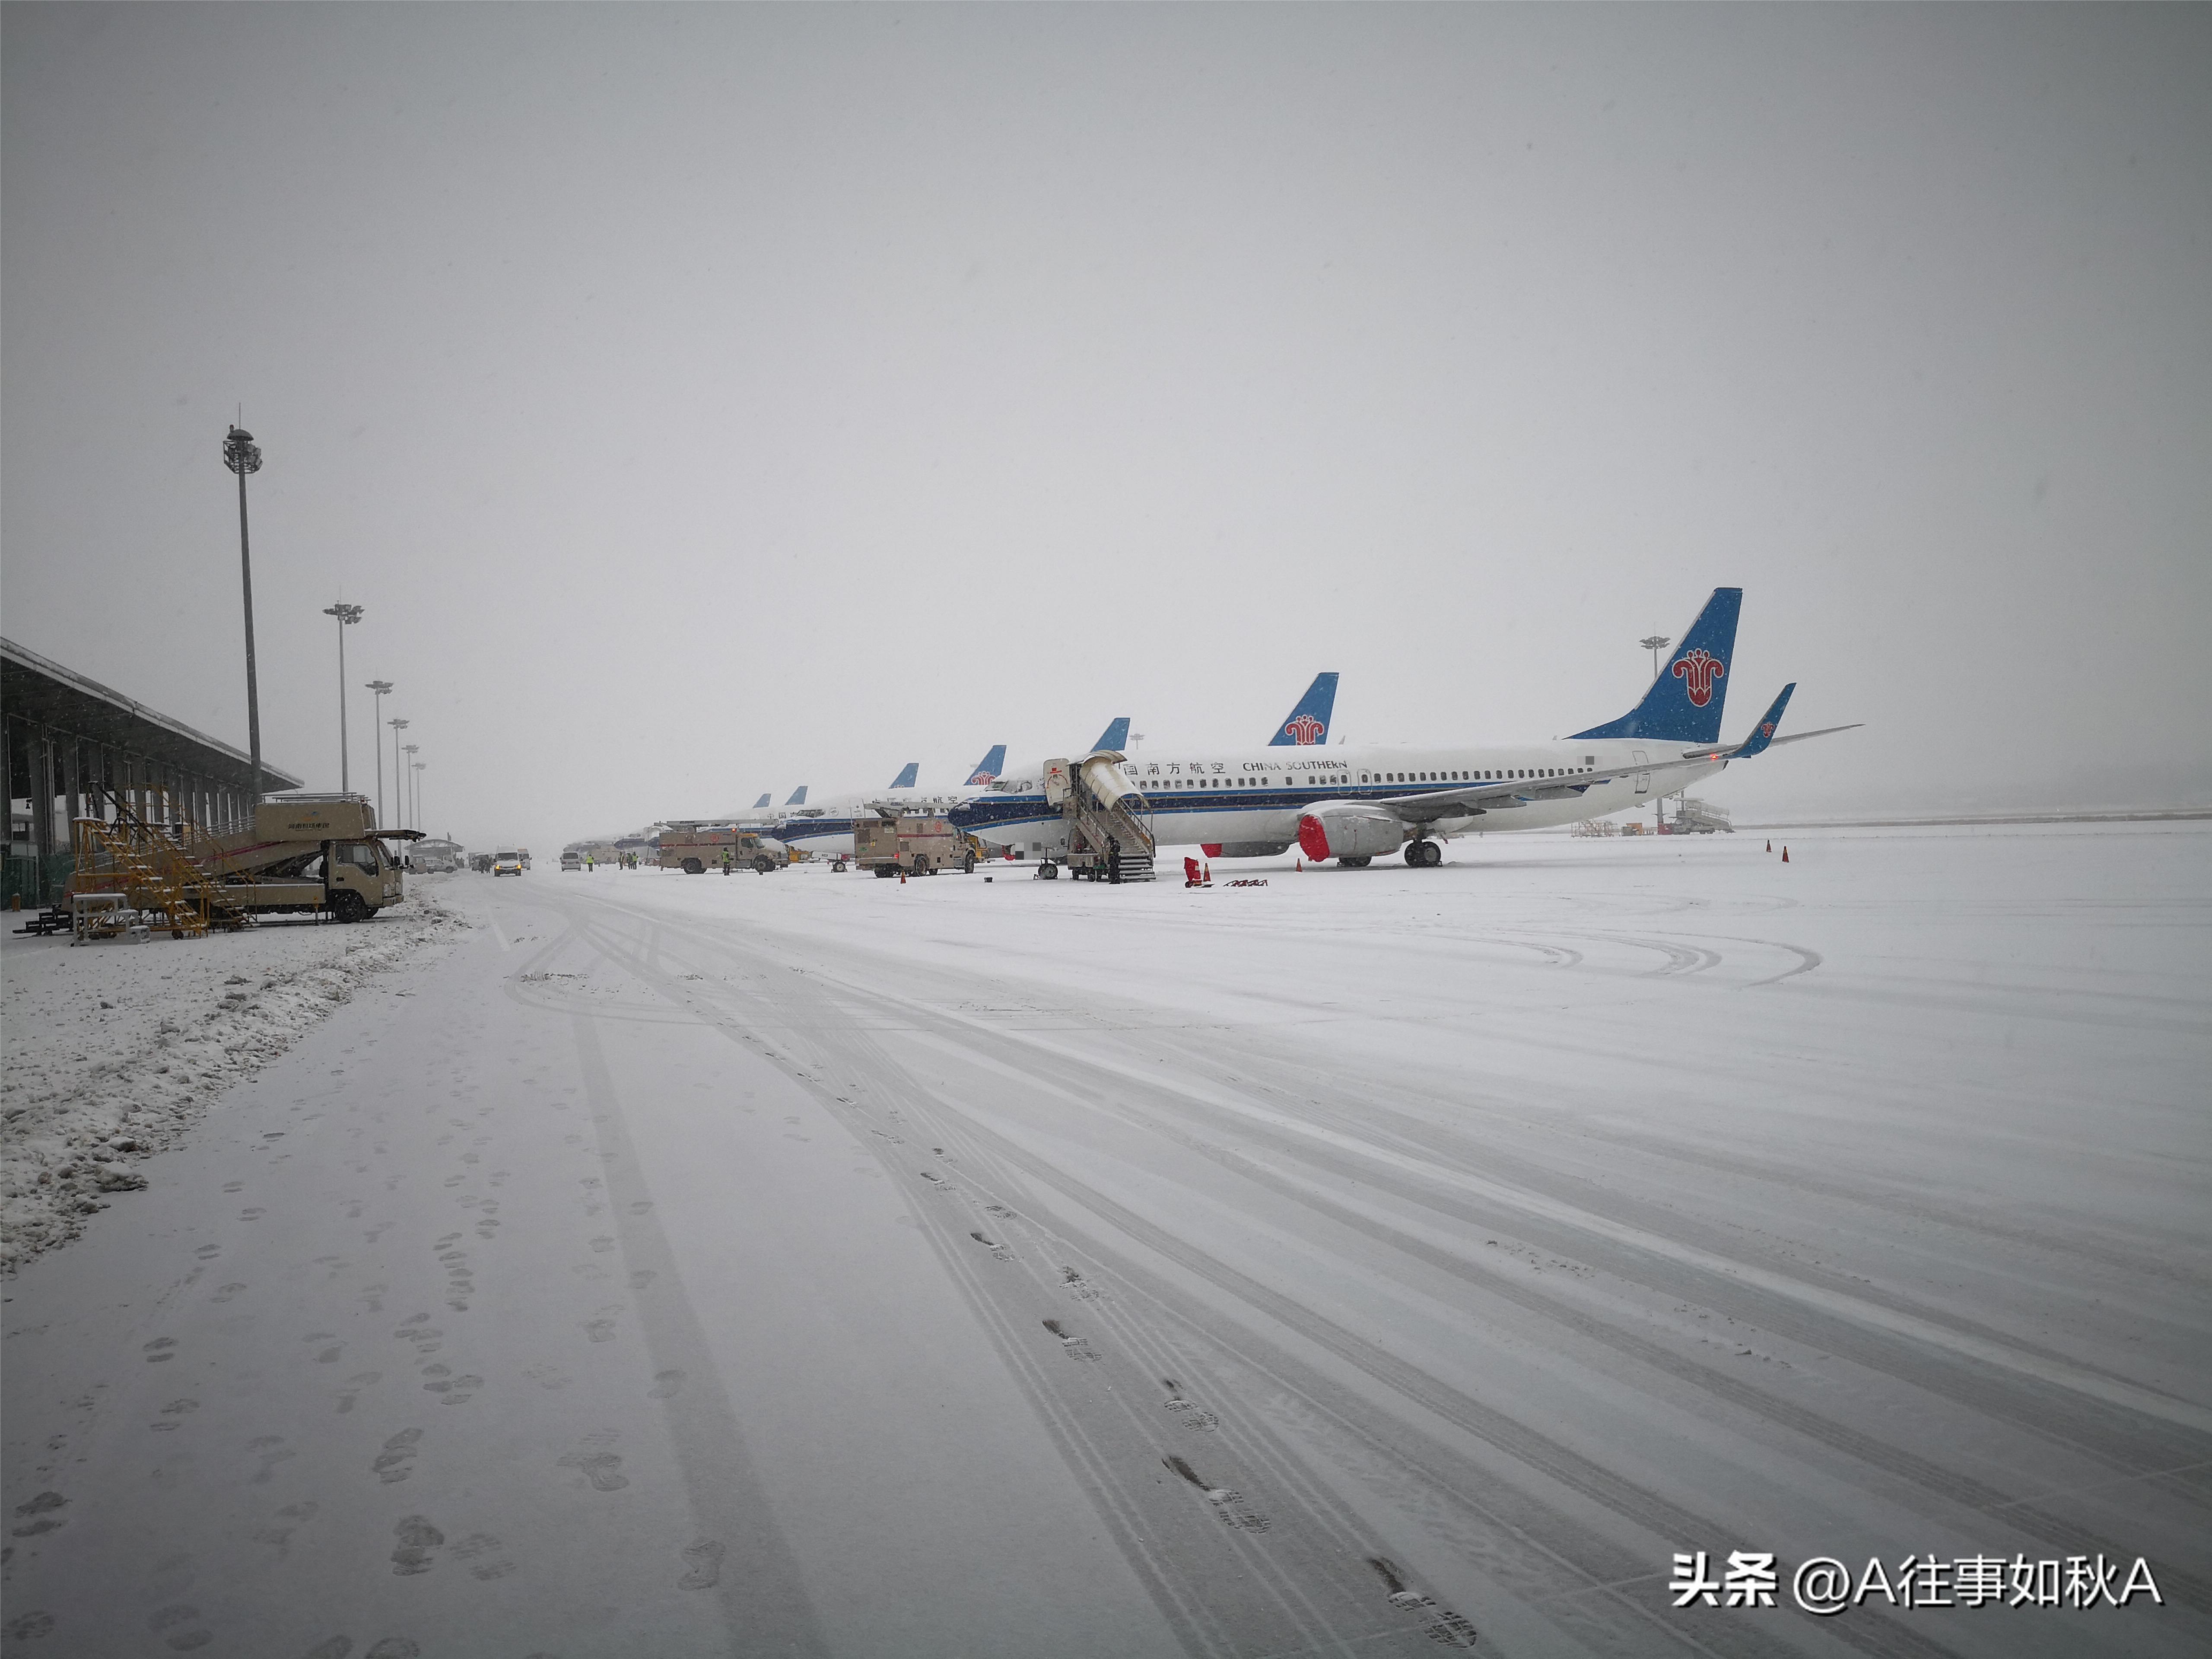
{"left": 4, "top": 824, "right": 2207, "bottom": 1657}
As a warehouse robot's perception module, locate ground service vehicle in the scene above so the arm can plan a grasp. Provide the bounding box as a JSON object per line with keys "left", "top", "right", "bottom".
{"left": 70, "top": 793, "right": 420, "bottom": 926}
{"left": 659, "top": 823, "right": 783, "bottom": 874}
{"left": 560, "top": 852, "right": 583, "bottom": 871}
{"left": 493, "top": 851, "right": 523, "bottom": 877}
{"left": 855, "top": 808, "right": 975, "bottom": 877}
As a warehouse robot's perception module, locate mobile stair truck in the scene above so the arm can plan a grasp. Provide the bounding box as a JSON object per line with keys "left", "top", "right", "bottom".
{"left": 67, "top": 789, "right": 419, "bottom": 937}
{"left": 854, "top": 806, "right": 977, "bottom": 877}
{"left": 1035, "top": 752, "right": 1156, "bottom": 881}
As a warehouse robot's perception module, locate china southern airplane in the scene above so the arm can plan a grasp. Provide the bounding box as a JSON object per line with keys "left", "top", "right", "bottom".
{"left": 765, "top": 744, "right": 1013, "bottom": 859}
{"left": 953, "top": 590, "right": 1856, "bottom": 866}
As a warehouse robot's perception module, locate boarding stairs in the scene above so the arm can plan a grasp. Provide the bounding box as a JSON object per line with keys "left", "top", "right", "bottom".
{"left": 1064, "top": 767, "right": 1156, "bottom": 883}
{"left": 70, "top": 787, "right": 256, "bottom": 937}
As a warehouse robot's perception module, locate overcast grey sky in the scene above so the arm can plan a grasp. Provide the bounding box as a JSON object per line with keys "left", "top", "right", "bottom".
{"left": 6, "top": 4, "right": 2208, "bottom": 853}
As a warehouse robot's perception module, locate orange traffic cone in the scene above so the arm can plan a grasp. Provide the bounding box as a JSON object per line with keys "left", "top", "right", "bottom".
{"left": 899, "top": 870, "right": 907, "bottom": 884}
{"left": 1296, "top": 858, "right": 1303, "bottom": 872}
{"left": 1765, "top": 840, "right": 1772, "bottom": 852}
{"left": 1781, "top": 846, "right": 1790, "bottom": 863}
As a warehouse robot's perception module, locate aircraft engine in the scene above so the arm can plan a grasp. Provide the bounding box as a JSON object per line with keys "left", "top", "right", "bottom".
{"left": 1297, "top": 804, "right": 1406, "bottom": 861}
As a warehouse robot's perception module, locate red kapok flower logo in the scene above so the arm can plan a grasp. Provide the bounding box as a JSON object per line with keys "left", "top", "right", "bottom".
{"left": 1283, "top": 714, "right": 1326, "bottom": 746}
{"left": 1672, "top": 649, "right": 1726, "bottom": 707}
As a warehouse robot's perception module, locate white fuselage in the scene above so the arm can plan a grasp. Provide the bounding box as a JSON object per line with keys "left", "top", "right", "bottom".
{"left": 956, "top": 739, "right": 1722, "bottom": 855}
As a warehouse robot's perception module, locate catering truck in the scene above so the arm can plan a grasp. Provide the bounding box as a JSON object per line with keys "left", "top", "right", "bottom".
{"left": 658, "top": 822, "right": 785, "bottom": 874}
{"left": 853, "top": 807, "right": 975, "bottom": 877}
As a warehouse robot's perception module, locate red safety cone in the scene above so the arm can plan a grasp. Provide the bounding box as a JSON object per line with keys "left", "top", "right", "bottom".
{"left": 1765, "top": 840, "right": 1772, "bottom": 852}
{"left": 899, "top": 870, "right": 907, "bottom": 884}
{"left": 1204, "top": 861, "right": 1212, "bottom": 885}
{"left": 1781, "top": 846, "right": 1790, "bottom": 864}
{"left": 1296, "top": 858, "right": 1303, "bottom": 872}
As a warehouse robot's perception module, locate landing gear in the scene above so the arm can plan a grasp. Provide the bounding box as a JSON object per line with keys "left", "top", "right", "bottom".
{"left": 1404, "top": 840, "right": 1442, "bottom": 868}
{"left": 1036, "top": 860, "right": 1060, "bottom": 880}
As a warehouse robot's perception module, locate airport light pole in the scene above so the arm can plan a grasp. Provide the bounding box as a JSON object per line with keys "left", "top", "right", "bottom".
{"left": 366, "top": 681, "right": 394, "bottom": 827}
{"left": 411, "top": 760, "right": 426, "bottom": 838}
{"left": 222, "top": 425, "right": 265, "bottom": 803}
{"left": 402, "top": 744, "right": 420, "bottom": 830}
{"left": 389, "top": 719, "right": 410, "bottom": 823}
{"left": 1638, "top": 635, "right": 1672, "bottom": 831}
{"left": 323, "top": 603, "right": 364, "bottom": 792}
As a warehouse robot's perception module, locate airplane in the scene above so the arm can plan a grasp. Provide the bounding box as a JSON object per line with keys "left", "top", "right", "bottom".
{"left": 952, "top": 590, "right": 1858, "bottom": 867}
{"left": 764, "top": 747, "right": 1006, "bottom": 860}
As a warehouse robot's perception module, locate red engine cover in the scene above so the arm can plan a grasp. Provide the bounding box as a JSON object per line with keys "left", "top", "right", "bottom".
{"left": 1200, "top": 843, "right": 1223, "bottom": 858}
{"left": 1296, "top": 815, "right": 1332, "bottom": 861}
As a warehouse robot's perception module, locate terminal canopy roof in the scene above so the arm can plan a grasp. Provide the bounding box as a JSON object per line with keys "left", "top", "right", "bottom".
{"left": 2, "top": 636, "right": 304, "bottom": 792}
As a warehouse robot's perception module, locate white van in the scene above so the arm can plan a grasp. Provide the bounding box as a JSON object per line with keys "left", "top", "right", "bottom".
{"left": 493, "top": 851, "right": 524, "bottom": 877}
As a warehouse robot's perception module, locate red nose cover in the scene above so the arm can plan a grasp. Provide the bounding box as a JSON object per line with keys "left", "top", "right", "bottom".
{"left": 1297, "top": 814, "right": 1331, "bottom": 861}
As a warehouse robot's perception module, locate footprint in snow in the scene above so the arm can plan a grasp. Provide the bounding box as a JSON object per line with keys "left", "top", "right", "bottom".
{"left": 678, "top": 1538, "right": 725, "bottom": 1590}
{"left": 556, "top": 1448, "right": 629, "bottom": 1491}
{"left": 389, "top": 1515, "right": 444, "bottom": 1576}
{"left": 143, "top": 1338, "right": 178, "bottom": 1363}
{"left": 210, "top": 1283, "right": 247, "bottom": 1304}
{"left": 648, "top": 1369, "right": 685, "bottom": 1400}
{"left": 147, "top": 1603, "right": 214, "bottom": 1651}
{"left": 373, "top": 1429, "right": 421, "bottom": 1484}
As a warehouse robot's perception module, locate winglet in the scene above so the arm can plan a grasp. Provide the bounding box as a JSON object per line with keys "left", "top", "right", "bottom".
{"left": 1268, "top": 673, "right": 1339, "bottom": 747}
{"left": 1733, "top": 684, "right": 1795, "bottom": 758}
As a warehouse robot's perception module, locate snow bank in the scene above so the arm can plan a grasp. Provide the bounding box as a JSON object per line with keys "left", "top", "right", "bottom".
{"left": 0, "top": 880, "right": 465, "bottom": 1271}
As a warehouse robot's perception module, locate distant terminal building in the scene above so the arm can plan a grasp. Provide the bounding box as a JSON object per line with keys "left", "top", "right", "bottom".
{"left": 3, "top": 637, "right": 304, "bottom": 906}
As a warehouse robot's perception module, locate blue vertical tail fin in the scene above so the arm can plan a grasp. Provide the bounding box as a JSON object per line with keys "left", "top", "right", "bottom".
{"left": 964, "top": 744, "right": 1007, "bottom": 786}
{"left": 1571, "top": 588, "right": 1743, "bottom": 744}
{"left": 752, "top": 793, "right": 771, "bottom": 809}
{"left": 785, "top": 786, "right": 808, "bottom": 806}
{"left": 1092, "top": 716, "right": 1131, "bottom": 753}
{"left": 1733, "top": 684, "right": 1795, "bottom": 757}
{"left": 888, "top": 762, "right": 919, "bottom": 790}
{"left": 1268, "top": 672, "right": 1339, "bottom": 746}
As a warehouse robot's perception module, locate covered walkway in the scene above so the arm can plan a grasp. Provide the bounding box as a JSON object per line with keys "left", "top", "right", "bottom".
{"left": 3, "top": 637, "right": 303, "bottom": 906}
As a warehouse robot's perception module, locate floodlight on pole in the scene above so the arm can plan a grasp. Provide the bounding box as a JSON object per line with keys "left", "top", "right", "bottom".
{"left": 402, "top": 744, "right": 420, "bottom": 831}
{"left": 222, "top": 425, "right": 265, "bottom": 802}
{"left": 411, "top": 760, "right": 426, "bottom": 837}
{"left": 323, "top": 603, "right": 364, "bottom": 792}
{"left": 391, "top": 721, "right": 412, "bottom": 826}
{"left": 1639, "top": 634, "right": 1672, "bottom": 683}
{"left": 366, "top": 681, "right": 394, "bottom": 827}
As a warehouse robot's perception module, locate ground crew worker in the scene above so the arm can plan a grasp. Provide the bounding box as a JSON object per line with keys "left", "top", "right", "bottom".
{"left": 1107, "top": 836, "right": 1122, "bottom": 885}
{"left": 721, "top": 850, "right": 733, "bottom": 875}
